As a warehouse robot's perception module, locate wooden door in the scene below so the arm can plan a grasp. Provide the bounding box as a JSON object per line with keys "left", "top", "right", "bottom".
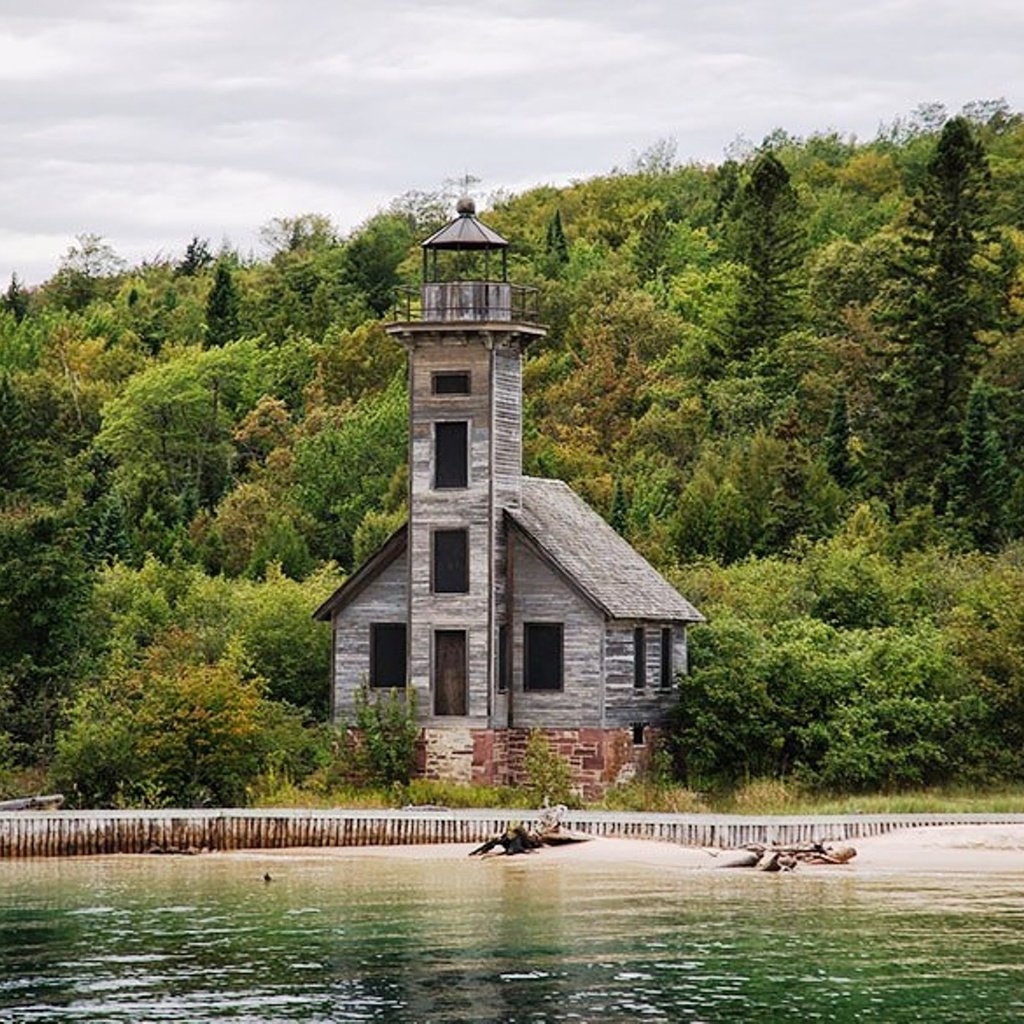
{"left": 434, "top": 630, "right": 467, "bottom": 716}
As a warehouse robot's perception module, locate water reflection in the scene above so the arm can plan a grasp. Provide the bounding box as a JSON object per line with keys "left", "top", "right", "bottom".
{"left": 2, "top": 853, "right": 1023, "bottom": 1021}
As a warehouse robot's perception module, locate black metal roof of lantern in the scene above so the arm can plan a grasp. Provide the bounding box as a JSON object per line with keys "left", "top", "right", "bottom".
{"left": 420, "top": 197, "right": 509, "bottom": 283}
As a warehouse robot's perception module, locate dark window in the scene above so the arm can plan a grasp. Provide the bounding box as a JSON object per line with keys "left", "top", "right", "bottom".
{"left": 524, "top": 623, "right": 563, "bottom": 691}
{"left": 432, "top": 371, "right": 470, "bottom": 395}
{"left": 633, "top": 626, "right": 646, "bottom": 689}
{"left": 370, "top": 623, "right": 406, "bottom": 688}
{"left": 433, "top": 529, "right": 468, "bottom": 593}
{"left": 660, "top": 627, "right": 673, "bottom": 689}
{"left": 435, "top": 421, "right": 468, "bottom": 488}
{"left": 498, "top": 624, "right": 509, "bottom": 692}
{"left": 632, "top": 722, "right": 646, "bottom": 746}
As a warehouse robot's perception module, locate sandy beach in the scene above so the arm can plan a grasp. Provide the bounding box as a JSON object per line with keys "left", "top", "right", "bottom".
{"left": 242, "top": 823, "right": 1024, "bottom": 875}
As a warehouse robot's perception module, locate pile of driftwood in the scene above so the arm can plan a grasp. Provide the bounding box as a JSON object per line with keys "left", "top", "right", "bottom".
{"left": 712, "top": 841, "right": 857, "bottom": 872}
{"left": 469, "top": 805, "right": 591, "bottom": 857}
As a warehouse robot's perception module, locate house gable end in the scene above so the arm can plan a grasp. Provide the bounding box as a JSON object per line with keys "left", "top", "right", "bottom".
{"left": 312, "top": 524, "right": 408, "bottom": 622}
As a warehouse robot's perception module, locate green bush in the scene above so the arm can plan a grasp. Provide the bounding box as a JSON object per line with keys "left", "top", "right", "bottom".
{"left": 522, "top": 730, "right": 576, "bottom": 806}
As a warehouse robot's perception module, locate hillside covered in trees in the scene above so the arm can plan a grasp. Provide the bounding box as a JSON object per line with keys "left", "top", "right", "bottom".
{"left": 2, "top": 100, "right": 1024, "bottom": 805}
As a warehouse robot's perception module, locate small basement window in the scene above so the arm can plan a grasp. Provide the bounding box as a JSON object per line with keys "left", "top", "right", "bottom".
{"left": 660, "top": 627, "right": 673, "bottom": 689}
{"left": 632, "top": 722, "right": 646, "bottom": 746}
{"left": 432, "top": 371, "right": 470, "bottom": 395}
{"left": 524, "top": 623, "right": 563, "bottom": 692}
{"left": 633, "top": 626, "right": 646, "bottom": 689}
{"left": 432, "top": 529, "right": 469, "bottom": 594}
{"left": 434, "top": 421, "right": 468, "bottom": 489}
{"left": 370, "top": 623, "right": 407, "bottom": 688}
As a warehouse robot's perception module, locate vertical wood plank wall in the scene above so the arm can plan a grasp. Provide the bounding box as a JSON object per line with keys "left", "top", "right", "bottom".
{"left": 3, "top": 809, "right": 1019, "bottom": 858}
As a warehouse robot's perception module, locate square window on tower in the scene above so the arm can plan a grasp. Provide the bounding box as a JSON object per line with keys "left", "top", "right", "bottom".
{"left": 432, "top": 371, "right": 470, "bottom": 395}
{"left": 435, "top": 421, "right": 468, "bottom": 488}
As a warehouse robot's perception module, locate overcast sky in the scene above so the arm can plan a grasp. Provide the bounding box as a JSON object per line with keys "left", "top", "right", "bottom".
{"left": 2, "top": 0, "right": 1022, "bottom": 285}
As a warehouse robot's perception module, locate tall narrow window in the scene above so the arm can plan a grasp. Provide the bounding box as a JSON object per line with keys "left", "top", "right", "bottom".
{"left": 633, "top": 626, "right": 646, "bottom": 689}
{"left": 660, "top": 627, "right": 673, "bottom": 689}
{"left": 525, "top": 623, "right": 563, "bottom": 692}
{"left": 433, "top": 529, "right": 468, "bottom": 593}
{"left": 432, "top": 371, "right": 470, "bottom": 395}
{"left": 370, "top": 623, "right": 406, "bottom": 688}
{"left": 498, "top": 624, "right": 509, "bottom": 693}
{"left": 435, "top": 421, "right": 468, "bottom": 488}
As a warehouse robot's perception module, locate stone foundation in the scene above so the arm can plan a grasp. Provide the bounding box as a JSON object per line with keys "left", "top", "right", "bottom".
{"left": 417, "top": 726, "right": 660, "bottom": 800}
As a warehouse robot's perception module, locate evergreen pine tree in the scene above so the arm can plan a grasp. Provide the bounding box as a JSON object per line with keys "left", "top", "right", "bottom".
{"left": 633, "top": 206, "right": 671, "bottom": 284}
{"left": 545, "top": 209, "right": 569, "bottom": 268}
{"left": 824, "top": 386, "right": 854, "bottom": 487}
{"left": 0, "top": 372, "right": 30, "bottom": 493}
{"left": 1, "top": 274, "right": 29, "bottom": 323}
{"left": 610, "top": 478, "right": 629, "bottom": 536}
{"left": 205, "top": 262, "right": 240, "bottom": 347}
{"left": 728, "top": 151, "right": 805, "bottom": 359}
{"left": 176, "top": 236, "right": 213, "bottom": 277}
{"left": 886, "top": 116, "right": 993, "bottom": 495}
{"left": 948, "top": 379, "right": 1008, "bottom": 550}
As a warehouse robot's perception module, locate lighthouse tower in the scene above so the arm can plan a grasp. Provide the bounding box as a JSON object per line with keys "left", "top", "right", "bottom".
{"left": 386, "top": 198, "right": 544, "bottom": 727}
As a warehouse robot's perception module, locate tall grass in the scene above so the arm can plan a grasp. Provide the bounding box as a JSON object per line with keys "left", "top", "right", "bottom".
{"left": 249, "top": 771, "right": 1024, "bottom": 816}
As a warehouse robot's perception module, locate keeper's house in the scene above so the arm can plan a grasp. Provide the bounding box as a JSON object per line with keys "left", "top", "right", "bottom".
{"left": 314, "top": 201, "right": 703, "bottom": 797}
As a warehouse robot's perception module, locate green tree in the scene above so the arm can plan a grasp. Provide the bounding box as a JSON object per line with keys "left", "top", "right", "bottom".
{"left": 342, "top": 213, "right": 413, "bottom": 317}
{"left": 176, "top": 236, "right": 213, "bottom": 277}
{"left": 0, "top": 502, "right": 90, "bottom": 758}
{"left": 947, "top": 379, "right": 1008, "bottom": 550}
{"left": 45, "top": 234, "right": 125, "bottom": 311}
{"left": 545, "top": 209, "right": 569, "bottom": 270}
{"left": 823, "top": 385, "right": 855, "bottom": 487}
{"left": 885, "top": 116, "right": 994, "bottom": 493}
{"left": 727, "top": 152, "right": 805, "bottom": 358}
{"left": 205, "top": 262, "right": 240, "bottom": 347}
{"left": 609, "top": 477, "right": 629, "bottom": 536}
{"left": 2, "top": 274, "right": 29, "bottom": 323}
{"left": 0, "top": 371, "right": 31, "bottom": 493}
{"left": 633, "top": 205, "right": 671, "bottom": 284}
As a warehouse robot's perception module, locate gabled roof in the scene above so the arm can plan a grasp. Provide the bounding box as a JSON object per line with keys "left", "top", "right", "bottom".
{"left": 311, "top": 525, "right": 407, "bottom": 621}
{"left": 507, "top": 477, "right": 704, "bottom": 623}
{"left": 312, "top": 480, "right": 703, "bottom": 625}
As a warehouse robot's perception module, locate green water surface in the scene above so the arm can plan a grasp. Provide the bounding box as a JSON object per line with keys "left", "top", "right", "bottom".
{"left": 1, "top": 850, "right": 1022, "bottom": 1022}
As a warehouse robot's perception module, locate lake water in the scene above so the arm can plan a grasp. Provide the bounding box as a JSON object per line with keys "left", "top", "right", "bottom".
{"left": 2, "top": 848, "right": 1023, "bottom": 1022}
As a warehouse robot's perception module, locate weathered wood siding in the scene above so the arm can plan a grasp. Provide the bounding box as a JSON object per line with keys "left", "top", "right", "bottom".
{"left": 490, "top": 340, "right": 523, "bottom": 726}
{"left": 510, "top": 537, "right": 605, "bottom": 728}
{"left": 401, "top": 330, "right": 529, "bottom": 727}
{"left": 603, "top": 622, "right": 684, "bottom": 728}
{"left": 333, "top": 552, "right": 408, "bottom": 718}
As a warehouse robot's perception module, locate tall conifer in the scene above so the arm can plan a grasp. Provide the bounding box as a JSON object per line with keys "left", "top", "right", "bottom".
{"left": 728, "top": 152, "right": 805, "bottom": 359}
{"left": 824, "top": 386, "right": 854, "bottom": 488}
{"left": 948, "top": 379, "right": 1008, "bottom": 550}
{"left": 205, "top": 262, "right": 240, "bottom": 348}
{"left": 886, "top": 116, "right": 993, "bottom": 494}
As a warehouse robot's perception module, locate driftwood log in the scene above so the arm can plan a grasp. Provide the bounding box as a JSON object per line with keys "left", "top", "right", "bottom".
{"left": 469, "top": 805, "right": 592, "bottom": 857}
{"left": 711, "top": 842, "right": 857, "bottom": 871}
{"left": 0, "top": 794, "right": 64, "bottom": 811}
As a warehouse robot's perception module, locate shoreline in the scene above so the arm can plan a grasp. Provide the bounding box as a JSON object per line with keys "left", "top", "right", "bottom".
{"left": 219, "top": 823, "right": 1024, "bottom": 876}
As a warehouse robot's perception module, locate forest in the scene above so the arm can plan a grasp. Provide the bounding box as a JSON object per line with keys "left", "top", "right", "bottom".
{"left": 2, "top": 100, "right": 1024, "bottom": 807}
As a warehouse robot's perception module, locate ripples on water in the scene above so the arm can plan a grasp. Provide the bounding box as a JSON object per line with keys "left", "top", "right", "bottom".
{"left": 2, "top": 852, "right": 1023, "bottom": 1022}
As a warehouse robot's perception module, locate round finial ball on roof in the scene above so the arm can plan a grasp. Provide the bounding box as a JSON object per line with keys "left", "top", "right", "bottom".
{"left": 456, "top": 195, "right": 476, "bottom": 216}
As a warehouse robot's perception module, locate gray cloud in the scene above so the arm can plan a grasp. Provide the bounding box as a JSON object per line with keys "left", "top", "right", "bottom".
{"left": 1, "top": 0, "right": 1021, "bottom": 284}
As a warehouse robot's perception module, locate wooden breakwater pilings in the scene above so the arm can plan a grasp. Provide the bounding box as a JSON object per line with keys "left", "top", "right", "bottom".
{"left": 3, "top": 808, "right": 1024, "bottom": 858}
